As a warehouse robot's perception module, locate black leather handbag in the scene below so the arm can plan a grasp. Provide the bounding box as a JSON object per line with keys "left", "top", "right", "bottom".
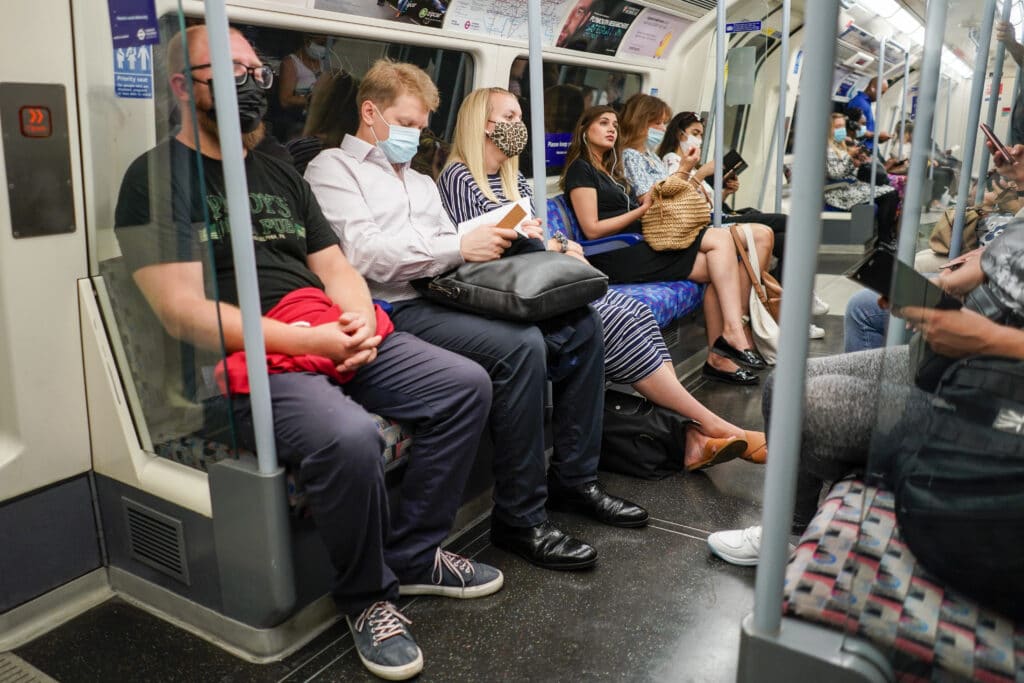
{"left": 413, "top": 247, "right": 608, "bottom": 323}
{"left": 599, "top": 390, "right": 695, "bottom": 479}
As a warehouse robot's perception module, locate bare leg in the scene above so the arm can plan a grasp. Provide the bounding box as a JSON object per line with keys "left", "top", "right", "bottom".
{"left": 689, "top": 230, "right": 750, "bottom": 350}
{"left": 703, "top": 284, "right": 741, "bottom": 373}
{"left": 633, "top": 362, "right": 743, "bottom": 438}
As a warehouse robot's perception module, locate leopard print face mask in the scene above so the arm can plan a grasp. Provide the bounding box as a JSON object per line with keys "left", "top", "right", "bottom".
{"left": 487, "top": 120, "right": 528, "bottom": 158}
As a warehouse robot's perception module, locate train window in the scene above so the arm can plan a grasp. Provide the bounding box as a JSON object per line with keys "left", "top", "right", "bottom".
{"left": 508, "top": 58, "right": 642, "bottom": 176}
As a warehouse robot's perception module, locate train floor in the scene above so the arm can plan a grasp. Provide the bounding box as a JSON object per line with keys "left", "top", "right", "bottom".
{"left": 13, "top": 269, "right": 857, "bottom": 682}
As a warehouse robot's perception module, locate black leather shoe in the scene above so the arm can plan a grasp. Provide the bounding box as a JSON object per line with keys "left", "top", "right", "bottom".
{"left": 490, "top": 518, "right": 597, "bottom": 570}
{"left": 712, "top": 336, "right": 767, "bottom": 370}
{"left": 547, "top": 480, "right": 649, "bottom": 528}
{"left": 701, "top": 362, "right": 759, "bottom": 386}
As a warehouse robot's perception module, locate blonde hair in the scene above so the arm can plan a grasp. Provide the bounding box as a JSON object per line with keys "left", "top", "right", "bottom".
{"left": 357, "top": 59, "right": 440, "bottom": 112}
{"left": 446, "top": 88, "right": 521, "bottom": 204}
{"left": 829, "top": 112, "right": 849, "bottom": 155}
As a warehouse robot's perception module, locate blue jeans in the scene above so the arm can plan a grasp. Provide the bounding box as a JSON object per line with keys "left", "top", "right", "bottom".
{"left": 843, "top": 288, "right": 888, "bottom": 353}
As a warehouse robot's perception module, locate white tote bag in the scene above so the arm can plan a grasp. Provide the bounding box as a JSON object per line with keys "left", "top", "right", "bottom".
{"left": 735, "top": 224, "right": 779, "bottom": 364}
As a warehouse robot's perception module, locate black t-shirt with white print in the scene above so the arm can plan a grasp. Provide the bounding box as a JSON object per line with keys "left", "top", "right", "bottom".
{"left": 114, "top": 137, "right": 339, "bottom": 313}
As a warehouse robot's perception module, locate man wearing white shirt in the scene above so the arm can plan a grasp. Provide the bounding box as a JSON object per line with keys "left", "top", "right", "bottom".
{"left": 306, "top": 60, "right": 648, "bottom": 573}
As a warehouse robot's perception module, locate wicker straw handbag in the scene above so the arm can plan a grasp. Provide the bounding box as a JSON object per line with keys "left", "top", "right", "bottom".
{"left": 641, "top": 173, "right": 710, "bottom": 251}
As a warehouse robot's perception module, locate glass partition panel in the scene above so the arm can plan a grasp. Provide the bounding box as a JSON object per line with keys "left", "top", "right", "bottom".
{"left": 508, "top": 58, "right": 641, "bottom": 177}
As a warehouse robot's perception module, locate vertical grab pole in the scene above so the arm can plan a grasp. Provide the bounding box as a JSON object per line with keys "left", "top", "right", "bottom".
{"left": 975, "top": 0, "right": 1013, "bottom": 204}
{"left": 204, "top": 0, "right": 278, "bottom": 475}
{"left": 870, "top": 37, "right": 886, "bottom": 204}
{"left": 898, "top": 47, "right": 910, "bottom": 159}
{"left": 950, "top": 0, "right": 998, "bottom": 257}
{"left": 931, "top": 76, "right": 945, "bottom": 182}
{"left": 774, "top": 0, "right": 791, "bottom": 214}
{"left": 886, "top": 0, "right": 947, "bottom": 350}
{"left": 526, "top": 0, "right": 548, "bottom": 238}
{"left": 713, "top": 0, "right": 726, "bottom": 227}
{"left": 751, "top": 0, "right": 840, "bottom": 637}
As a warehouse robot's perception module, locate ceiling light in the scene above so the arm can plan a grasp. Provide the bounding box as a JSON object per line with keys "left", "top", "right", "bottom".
{"left": 890, "top": 8, "right": 921, "bottom": 33}
{"left": 856, "top": 0, "right": 900, "bottom": 18}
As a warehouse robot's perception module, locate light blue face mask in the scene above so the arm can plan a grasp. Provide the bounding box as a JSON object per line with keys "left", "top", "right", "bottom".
{"left": 833, "top": 127, "right": 848, "bottom": 143}
{"left": 858, "top": 125, "right": 867, "bottom": 138}
{"left": 646, "top": 126, "right": 666, "bottom": 150}
{"left": 372, "top": 104, "right": 421, "bottom": 164}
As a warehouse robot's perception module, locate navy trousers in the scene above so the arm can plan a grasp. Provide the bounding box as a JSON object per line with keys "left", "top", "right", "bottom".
{"left": 230, "top": 331, "right": 491, "bottom": 616}
{"left": 391, "top": 299, "right": 605, "bottom": 528}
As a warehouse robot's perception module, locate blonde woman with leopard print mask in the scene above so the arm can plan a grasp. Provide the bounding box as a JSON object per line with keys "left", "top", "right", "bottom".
{"left": 438, "top": 87, "right": 767, "bottom": 472}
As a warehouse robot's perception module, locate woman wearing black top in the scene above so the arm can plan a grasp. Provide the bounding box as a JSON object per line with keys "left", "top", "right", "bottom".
{"left": 561, "top": 106, "right": 765, "bottom": 384}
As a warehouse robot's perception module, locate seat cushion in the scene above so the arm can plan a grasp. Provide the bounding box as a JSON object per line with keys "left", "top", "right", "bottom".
{"left": 609, "top": 281, "right": 704, "bottom": 328}
{"left": 546, "top": 195, "right": 585, "bottom": 243}
{"left": 784, "top": 478, "right": 1024, "bottom": 682}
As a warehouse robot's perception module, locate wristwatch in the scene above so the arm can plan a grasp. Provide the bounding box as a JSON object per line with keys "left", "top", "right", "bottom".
{"left": 553, "top": 232, "right": 569, "bottom": 253}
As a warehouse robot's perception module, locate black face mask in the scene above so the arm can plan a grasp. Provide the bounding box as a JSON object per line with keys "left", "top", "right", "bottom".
{"left": 205, "top": 79, "right": 267, "bottom": 133}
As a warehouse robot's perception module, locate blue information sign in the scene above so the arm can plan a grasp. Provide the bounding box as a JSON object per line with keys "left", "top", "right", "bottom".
{"left": 113, "top": 46, "right": 154, "bottom": 99}
{"left": 725, "top": 21, "right": 762, "bottom": 34}
{"left": 545, "top": 133, "right": 573, "bottom": 168}
{"left": 107, "top": 0, "right": 160, "bottom": 47}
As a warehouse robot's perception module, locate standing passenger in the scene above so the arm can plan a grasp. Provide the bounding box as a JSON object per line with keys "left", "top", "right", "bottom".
{"left": 115, "top": 27, "right": 501, "bottom": 680}
{"left": 305, "top": 60, "right": 649, "bottom": 574}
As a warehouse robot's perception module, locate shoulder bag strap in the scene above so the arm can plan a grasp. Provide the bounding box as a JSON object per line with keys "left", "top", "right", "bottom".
{"left": 729, "top": 224, "right": 768, "bottom": 304}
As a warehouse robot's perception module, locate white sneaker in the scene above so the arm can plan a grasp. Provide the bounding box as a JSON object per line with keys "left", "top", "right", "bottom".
{"left": 812, "top": 292, "right": 830, "bottom": 316}
{"left": 809, "top": 324, "right": 825, "bottom": 340}
{"left": 708, "top": 525, "right": 764, "bottom": 566}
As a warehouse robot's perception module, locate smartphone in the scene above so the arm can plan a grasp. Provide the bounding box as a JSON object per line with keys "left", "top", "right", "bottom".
{"left": 980, "top": 122, "right": 1012, "bottom": 160}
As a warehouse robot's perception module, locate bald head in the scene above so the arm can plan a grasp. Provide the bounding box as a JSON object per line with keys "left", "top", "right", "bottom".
{"left": 167, "top": 25, "right": 251, "bottom": 77}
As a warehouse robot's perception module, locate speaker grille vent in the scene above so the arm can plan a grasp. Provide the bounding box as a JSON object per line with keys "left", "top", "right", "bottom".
{"left": 122, "top": 498, "right": 190, "bottom": 585}
{"left": 0, "top": 653, "right": 57, "bottom": 683}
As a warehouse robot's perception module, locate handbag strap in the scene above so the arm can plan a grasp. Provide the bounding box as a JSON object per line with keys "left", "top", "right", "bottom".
{"left": 729, "top": 224, "right": 769, "bottom": 304}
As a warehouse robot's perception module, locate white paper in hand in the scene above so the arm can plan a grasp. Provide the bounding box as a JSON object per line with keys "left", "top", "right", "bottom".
{"left": 456, "top": 197, "right": 534, "bottom": 238}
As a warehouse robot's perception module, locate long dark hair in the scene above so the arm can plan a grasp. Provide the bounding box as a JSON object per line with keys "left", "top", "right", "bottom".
{"left": 303, "top": 71, "right": 360, "bottom": 147}
{"left": 657, "top": 110, "right": 701, "bottom": 158}
{"left": 560, "top": 105, "right": 629, "bottom": 191}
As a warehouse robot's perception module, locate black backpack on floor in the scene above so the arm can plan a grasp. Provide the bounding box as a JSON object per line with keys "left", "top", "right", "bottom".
{"left": 888, "top": 356, "right": 1024, "bottom": 619}
{"left": 599, "top": 389, "right": 694, "bottom": 480}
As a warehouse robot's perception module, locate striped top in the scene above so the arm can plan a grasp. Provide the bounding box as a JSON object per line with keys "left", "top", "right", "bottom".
{"left": 437, "top": 162, "right": 533, "bottom": 225}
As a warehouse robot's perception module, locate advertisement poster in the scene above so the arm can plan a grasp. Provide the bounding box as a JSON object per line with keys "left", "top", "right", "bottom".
{"left": 445, "top": 0, "right": 575, "bottom": 45}
{"left": 618, "top": 8, "right": 690, "bottom": 60}
{"left": 556, "top": 0, "right": 643, "bottom": 56}
{"left": 314, "top": 0, "right": 448, "bottom": 29}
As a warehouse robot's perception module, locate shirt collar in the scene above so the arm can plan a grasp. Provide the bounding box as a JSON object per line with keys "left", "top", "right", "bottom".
{"left": 340, "top": 133, "right": 411, "bottom": 171}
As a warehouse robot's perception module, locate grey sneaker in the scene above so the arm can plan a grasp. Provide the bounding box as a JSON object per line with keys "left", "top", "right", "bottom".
{"left": 399, "top": 547, "right": 504, "bottom": 598}
{"left": 346, "top": 601, "right": 423, "bottom": 680}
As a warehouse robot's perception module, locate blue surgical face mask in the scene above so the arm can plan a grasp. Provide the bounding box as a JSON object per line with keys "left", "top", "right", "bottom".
{"left": 833, "top": 127, "right": 848, "bottom": 143}
{"left": 858, "top": 125, "right": 867, "bottom": 138}
{"left": 372, "top": 104, "right": 421, "bottom": 164}
{"left": 646, "top": 126, "right": 665, "bottom": 150}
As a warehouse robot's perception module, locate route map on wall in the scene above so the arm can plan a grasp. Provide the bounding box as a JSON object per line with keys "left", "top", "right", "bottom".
{"left": 443, "top": 0, "right": 575, "bottom": 45}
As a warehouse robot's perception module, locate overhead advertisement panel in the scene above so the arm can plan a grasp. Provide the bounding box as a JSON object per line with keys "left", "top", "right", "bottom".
{"left": 617, "top": 8, "right": 691, "bottom": 60}
{"left": 314, "top": 0, "right": 449, "bottom": 29}
{"left": 444, "top": 0, "right": 576, "bottom": 43}
{"left": 556, "top": 0, "right": 643, "bottom": 55}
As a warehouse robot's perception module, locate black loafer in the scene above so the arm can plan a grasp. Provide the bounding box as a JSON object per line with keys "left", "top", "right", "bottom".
{"left": 490, "top": 518, "right": 597, "bottom": 570}
{"left": 547, "top": 480, "right": 649, "bottom": 528}
{"left": 712, "top": 336, "right": 767, "bottom": 370}
{"left": 701, "top": 362, "right": 759, "bottom": 385}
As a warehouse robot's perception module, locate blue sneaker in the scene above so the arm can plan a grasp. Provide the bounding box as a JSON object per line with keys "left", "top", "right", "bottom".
{"left": 400, "top": 548, "right": 504, "bottom": 598}
{"left": 346, "top": 601, "right": 423, "bottom": 680}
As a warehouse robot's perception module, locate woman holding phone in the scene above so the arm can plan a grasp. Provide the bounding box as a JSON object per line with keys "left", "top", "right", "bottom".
{"left": 437, "top": 87, "right": 767, "bottom": 470}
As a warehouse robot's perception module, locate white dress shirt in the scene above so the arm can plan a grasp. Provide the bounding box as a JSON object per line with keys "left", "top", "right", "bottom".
{"left": 304, "top": 134, "right": 464, "bottom": 302}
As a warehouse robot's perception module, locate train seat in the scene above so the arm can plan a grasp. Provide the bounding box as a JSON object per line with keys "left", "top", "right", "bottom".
{"left": 98, "top": 256, "right": 415, "bottom": 502}
{"left": 546, "top": 195, "right": 704, "bottom": 327}
{"left": 784, "top": 477, "right": 1024, "bottom": 682}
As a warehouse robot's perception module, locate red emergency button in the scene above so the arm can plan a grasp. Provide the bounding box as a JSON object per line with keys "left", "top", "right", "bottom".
{"left": 19, "top": 106, "right": 52, "bottom": 138}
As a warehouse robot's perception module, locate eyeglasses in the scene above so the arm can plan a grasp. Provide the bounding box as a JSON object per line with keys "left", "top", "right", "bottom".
{"left": 189, "top": 62, "right": 274, "bottom": 90}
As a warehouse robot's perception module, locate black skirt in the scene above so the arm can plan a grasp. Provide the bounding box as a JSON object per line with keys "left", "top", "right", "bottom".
{"left": 588, "top": 228, "right": 708, "bottom": 284}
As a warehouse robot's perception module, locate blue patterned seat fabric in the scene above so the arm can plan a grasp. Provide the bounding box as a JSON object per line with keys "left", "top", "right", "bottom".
{"left": 546, "top": 195, "right": 704, "bottom": 327}
{"left": 784, "top": 477, "right": 1024, "bottom": 682}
